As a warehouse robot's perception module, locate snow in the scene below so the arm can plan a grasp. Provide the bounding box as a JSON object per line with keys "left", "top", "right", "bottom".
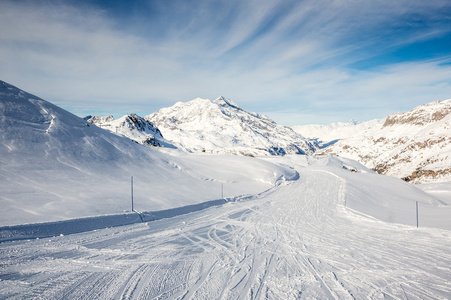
{"left": 292, "top": 119, "right": 384, "bottom": 146}
{"left": 85, "top": 114, "right": 173, "bottom": 148}
{"left": 0, "top": 81, "right": 295, "bottom": 226}
{"left": 417, "top": 181, "right": 451, "bottom": 205}
{"left": 146, "top": 97, "right": 316, "bottom": 156}
{"left": 1, "top": 80, "right": 450, "bottom": 298}
{"left": 318, "top": 99, "right": 451, "bottom": 183}
{"left": 1, "top": 155, "right": 450, "bottom": 299}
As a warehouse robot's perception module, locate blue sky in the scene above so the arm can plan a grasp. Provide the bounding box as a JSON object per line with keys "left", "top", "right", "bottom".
{"left": 1, "top": 0, "right": 451, "bottom": 125}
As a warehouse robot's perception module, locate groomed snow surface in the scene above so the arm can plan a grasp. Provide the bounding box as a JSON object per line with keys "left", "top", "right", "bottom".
{"left": 1, "top": 156, "right": 450, "bottom": 299}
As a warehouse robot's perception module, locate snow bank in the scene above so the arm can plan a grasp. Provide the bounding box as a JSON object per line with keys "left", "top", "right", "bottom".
{"left": 0, "top": 198, "right": 233, "bottom": 242}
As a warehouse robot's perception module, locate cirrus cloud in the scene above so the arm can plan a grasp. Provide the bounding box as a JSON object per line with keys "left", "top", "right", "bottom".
{"left": 0, "top": 0, "right": 450, "bottom": 125}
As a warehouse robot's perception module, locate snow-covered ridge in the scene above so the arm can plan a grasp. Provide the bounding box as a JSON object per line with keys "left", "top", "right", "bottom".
{"left": 85, "top": 113, "right": 173, "bottom": 148}
{"left": 383, "top": 99, "right": 451, "bottom": 126}
{"left": 292, "top": 119, "right": 384, "bottom": 147}
{"left": 146, "top": 96, "right": 317, "bottom": 156}
{"left": 319, "top": 99, "right": 451, "bottom": 183}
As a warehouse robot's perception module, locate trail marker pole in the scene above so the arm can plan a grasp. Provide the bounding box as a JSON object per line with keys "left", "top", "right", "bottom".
{"left": 416, "top": 201, "right": 418, "bottom": 228}
{"left": 131, "top": 176, "right": 134, "bottom": 212}
{"left": 221, "top": 183, "right": 224, "bottom": 199}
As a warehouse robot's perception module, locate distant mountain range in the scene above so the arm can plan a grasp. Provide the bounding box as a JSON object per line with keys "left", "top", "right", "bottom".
{"left": 316, "top": 100, "right": 451, "bottom": 183}
{"left": 293, "top": 119, "right": 385, "bottom": 148}
{"left": 2, "top": 79, "right": 448, "bottom": 184}
{"left": 88, "top": 96, "right": 317, "bottom": 157}
{"left": 88, "top": 96, "right": 450, "bottom": 184}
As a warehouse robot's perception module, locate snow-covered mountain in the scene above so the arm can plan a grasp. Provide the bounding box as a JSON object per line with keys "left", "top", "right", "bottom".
{"left": 0, "top": 80, "right": 296, "bottom": 225}
{"left": 319, "top": 99, "right": 451, "bottom": 183}
{"left": 293, "top": 119, "right": 384, "bottom": 148}
{"left": 84, "top": 114, "right": 173, "bottom": 148}
{"left": 145, "top": 96, "right": 316, "bottom": 156}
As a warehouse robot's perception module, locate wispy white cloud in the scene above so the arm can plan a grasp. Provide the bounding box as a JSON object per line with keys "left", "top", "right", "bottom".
{"left": 0, "top": 0, "right": 450, "bottom": 124}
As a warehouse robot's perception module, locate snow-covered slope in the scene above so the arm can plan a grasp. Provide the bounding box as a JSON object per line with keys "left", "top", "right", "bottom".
{"left": 1, "top": 154, "right": 450, "bottom": 299}
{"left": 84, "top": 114, "right": 173, "bottom": 148}
{"left": 319, "top": 99, "right": 451, "bottom": 183}
{"left": 0, "top": 81, "right": 297, "bottom": 226}
{"left": 293, "top": 119, "right": 384, "bottom": 147}
{"left": 146, "top": 97, "right": 316, "bottom": 156}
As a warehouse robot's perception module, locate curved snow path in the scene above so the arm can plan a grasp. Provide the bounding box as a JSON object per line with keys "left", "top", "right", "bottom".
{"left": 1, "top": 169, "right": 450, "bottom": 299}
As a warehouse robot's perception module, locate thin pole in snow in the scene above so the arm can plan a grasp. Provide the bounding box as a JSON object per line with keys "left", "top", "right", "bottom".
{"left": 221, "top": 183, "right": 224, "bottom": 199}
{"left": 131, "top": 176, "right": 134, "bottom": 212}
{"left": 416, "top": 201, "right": 419, "bottom": 228}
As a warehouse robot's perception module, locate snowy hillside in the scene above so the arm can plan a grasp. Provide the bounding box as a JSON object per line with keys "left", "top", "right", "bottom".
{"left": 146, "top": 97, "right": 317, "bottom": 156}
{"left": 0, "top": 81, "right": 297, "bottom": 226}
{"left": 293, "top": 119, "right": 384, "bottom": 147}
{"left": 1, "top": 154, "right": 450, "bottom": 299}
{"left": 319, "top": 99, "right": 451, "bottom": 183}
{"left": 84, "top": 114, "right": 173, "bottom": 148}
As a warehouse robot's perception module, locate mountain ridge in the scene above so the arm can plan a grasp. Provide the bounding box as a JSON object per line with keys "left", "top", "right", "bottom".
{"left": 85, "top": 113, "right": 173, "bottom": 148}
{"left": 145, "top": 96, "right": 317, "bottom": 156}
{"left": 318, "top": 99, "right": 451, "bottom": 183}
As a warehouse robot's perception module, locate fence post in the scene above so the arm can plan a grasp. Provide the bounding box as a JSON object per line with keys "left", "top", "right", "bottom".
{"left": 416, "top": 201, "right": 418, "bottom": 228}
{"left": 131, "top": 176, "right": 134, "bottom": 212}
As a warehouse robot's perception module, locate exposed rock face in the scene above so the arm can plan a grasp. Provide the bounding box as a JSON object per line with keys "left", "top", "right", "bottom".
{"left": 383, "top": 100, "right": 451, "bottom": 126}
{"left": 401, "top": 169, "right": 451, "bottom": 182}
{"left": 319, "top": 99, "right": 451, "bottom": 184}
{"left": 145, "top": 97, "right": 316, "bottom": 156}
{"left": 85, "top": 114, "right": 173, "bottom": 148}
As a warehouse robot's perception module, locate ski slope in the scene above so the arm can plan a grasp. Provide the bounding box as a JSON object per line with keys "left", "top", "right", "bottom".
{"left": 1, "top": 157, "right": 450, "bottom": 299}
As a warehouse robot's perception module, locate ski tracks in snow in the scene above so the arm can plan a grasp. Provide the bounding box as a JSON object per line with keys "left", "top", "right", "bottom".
{"left": 0, "top": 168, "right": 450, "bottom": 299}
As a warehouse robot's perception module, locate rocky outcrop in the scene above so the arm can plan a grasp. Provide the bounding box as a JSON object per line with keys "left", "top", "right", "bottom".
{"left": 85, "top": 114, "right": 173, "bottom": 148}
{"left": 383, "top": 100, "right": 451, "bottom": 126}
{"left": 318, "top": 99, "right": 451, "bottom": 184}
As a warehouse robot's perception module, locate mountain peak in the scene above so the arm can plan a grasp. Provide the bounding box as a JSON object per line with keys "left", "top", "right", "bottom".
{"left": 213, "top": 96, "right": 240, "bottom": 109}
{"left": 146, "top": 97, "right": 316, "bottom": 156}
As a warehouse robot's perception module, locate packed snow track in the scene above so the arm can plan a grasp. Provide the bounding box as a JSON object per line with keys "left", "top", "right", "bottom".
{"left": 1, "top": 168, "right": 450, "bottom": 299}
